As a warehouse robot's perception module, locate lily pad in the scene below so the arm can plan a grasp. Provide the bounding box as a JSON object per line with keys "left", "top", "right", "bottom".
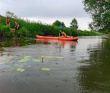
{"left": 0, "top": 62, "right": 4, "bottom": 64}
{"left": 17, "top": 68, "right": 25, "bottom": 72}
{"left": 10, "top": 55, "right": 18, "bottom": 57}
{"left": 41, "top": 68, "right": 51, "bottom": 71}
{"left": 45, "top": 56, "right": 54, "bottom": 58}
{"left": 18, "top": 59, "right": 30, "bottom": 62}
{"left": 3, "top": 69, "right": 14, "bottom": 72}
{"left": 2, "top": 58, "right": 11, "bottom": 61}
{"left": 0, "top": 56, "right": 6, "bottom": 59}
{"left": 32, "top": 59, "right": 41, "bottom": 62}
{"left": 56, "top": 57, "right": 64, "bottom": 59}
{"left": 24, "top": 56, "right": 31, "bottom": 59}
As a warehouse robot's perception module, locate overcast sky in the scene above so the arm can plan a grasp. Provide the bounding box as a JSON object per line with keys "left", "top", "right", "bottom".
{"left": 0, "top": 0, "right": 92, "bottom": 30}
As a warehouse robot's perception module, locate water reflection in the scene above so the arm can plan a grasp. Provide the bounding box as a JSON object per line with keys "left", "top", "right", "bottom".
{"left": 0, "top": 38, "right": 36, "bottom": 56}
{"left": 36, "top": 39, "right": 78, "bottom": 48}
{"left": 1, "top": 36, "right": 110, "bottom": 93}
{"left": 78, "top": 38, "right": 110, "bottom": 92}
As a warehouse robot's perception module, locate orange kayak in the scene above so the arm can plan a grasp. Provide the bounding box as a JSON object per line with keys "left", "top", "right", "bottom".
{"left": 36, "top": 35, "right": 78, "bottom": 41}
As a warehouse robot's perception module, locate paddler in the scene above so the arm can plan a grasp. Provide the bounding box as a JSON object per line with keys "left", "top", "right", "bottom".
{"left": 44, "top": 29, "right": 48, "bottom": 36}
{"left": 60, "top": 30, "right": 66, "bottom": 38}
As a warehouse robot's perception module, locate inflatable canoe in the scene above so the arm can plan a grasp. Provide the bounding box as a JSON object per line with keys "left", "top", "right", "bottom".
{"left": 36, "top": 35, "right": 78, "bottom": 41}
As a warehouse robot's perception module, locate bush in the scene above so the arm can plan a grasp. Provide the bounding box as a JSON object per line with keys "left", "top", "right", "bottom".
{"left": 19, "top": 27, "right": 29, "bottom": 37}
{"left": 0, "top": 23, "right": 14, "bottom": 37}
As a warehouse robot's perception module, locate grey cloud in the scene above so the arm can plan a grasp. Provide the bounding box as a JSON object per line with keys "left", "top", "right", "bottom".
{"left": 0, "top": 0, "right": 88, "bottom": 18}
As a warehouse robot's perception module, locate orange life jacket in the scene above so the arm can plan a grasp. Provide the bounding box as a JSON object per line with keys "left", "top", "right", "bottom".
{"left": 0, "top": 17, "right": 2, "bottom": 21}
{"left": 6, "top": 19, "right": 10, "bottom": 23}
{"left": 15, "top": 23, "right": 19, "bottom": 27}
{"left": 64, "top": 33, "right": 66, "bottom": 37}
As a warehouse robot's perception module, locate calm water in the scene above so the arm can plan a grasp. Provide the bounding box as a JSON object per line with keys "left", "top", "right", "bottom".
{"left": 0, "top": 36, "right": 110, "bottom": 93}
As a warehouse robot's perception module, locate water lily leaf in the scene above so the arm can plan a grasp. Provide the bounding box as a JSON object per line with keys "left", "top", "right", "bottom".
{"left": 24, "top": 56, "right": 31, "bottom": 59}
{"left": 41, "top": 68, "right": 51, "bottom": 71}
{"left": 56, "top": 57, "right": 64, "bottom": 59}
{"left": 45, "top": 56, "right": 54, "bottom": 58}
{"left": 18, "top": 59, "right": 30, "bottom": 62}
{"left": 10, "top": 55, "right": 18, "bottom": 57}
{"left": 0, "top": 56, "right": 6, "bottom": 59}
{"left": 3, "top": 69, "right": 14, "bottom": 72}
{"left": 17, "top": 68, "right": 25, "bottom": 72}
{"left": 2, "top": 58, "right": 11, "bottom": 61}
{"left": 32, "top": 59, "right": 41, "bottom": 62}
{"left": 0, "top": 62, "right": 4, "bottom": 64}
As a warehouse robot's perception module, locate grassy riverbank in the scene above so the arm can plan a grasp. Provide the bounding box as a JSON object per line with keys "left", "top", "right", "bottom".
{"left": 0, "top": 16, "right": 102, "bottom": 38}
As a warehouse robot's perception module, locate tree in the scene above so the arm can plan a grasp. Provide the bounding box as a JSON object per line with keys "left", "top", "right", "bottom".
{"left": 6, "top": 11, "right": 18, "bottom": 18}
{"left": 70, "top": 18, "right": 78, "bottom": 30}
{"left": 52, "top": 20, "right": 66, "bottom": 27}
{"left": 83, "top": 0, "right": 110, "bottom": 33}
{"left": 89, "top": 23, "right": 94, "bottom": 31}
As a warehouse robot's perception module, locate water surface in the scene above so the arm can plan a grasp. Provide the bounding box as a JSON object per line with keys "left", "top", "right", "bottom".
{"left": 0, "top": 36, "right": 110, "bottom": 93}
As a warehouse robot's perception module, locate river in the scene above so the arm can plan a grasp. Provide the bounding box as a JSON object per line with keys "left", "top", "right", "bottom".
{"left": 0, "top": 36, "right": 110, "bottom": 93}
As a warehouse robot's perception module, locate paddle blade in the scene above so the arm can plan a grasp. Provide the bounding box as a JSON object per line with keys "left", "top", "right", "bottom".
{"left": 60, "top": 25, "right": 62, "bottom": 29}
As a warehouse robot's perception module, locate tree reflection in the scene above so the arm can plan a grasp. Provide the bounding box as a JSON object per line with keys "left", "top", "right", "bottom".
{"left": 0, "top": 38, "right": 36, "bottom": 56}
{"left": 78, "top": 39, "right": 110, "bottom": 92}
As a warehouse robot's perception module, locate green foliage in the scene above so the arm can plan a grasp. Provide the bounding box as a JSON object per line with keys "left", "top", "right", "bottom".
{"left": 70, "top": 18, "right": 78, "bottom": 30}
{"left": 83, "top": 0, "right": 110, "bottom": 33}
{"left": 52, "top": 20, "right": 66, "bottom": 27}
{"left": 19, "top": 27, "right": 29, "bottom": 37}
{"left": 0, "top": 14, "right": 101, "bottom": 38}
{"left": 0, "top": 23, "right": 14, "bottom": 37}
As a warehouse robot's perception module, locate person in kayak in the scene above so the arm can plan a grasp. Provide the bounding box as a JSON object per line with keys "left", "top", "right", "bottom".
{"left": 0, "top": 15, "right": 2, "bottom": 23}
{"left": 6, "top": 17, "right": 10, "bottom": 26}
{"left": 44, "top": 29, "right": 48, "bottom": 36}
{"left": 15, "top": 22, "right": 19, "bottom": 30}
{"left": 60, "top": 30, "right": 66, "bottom": 38}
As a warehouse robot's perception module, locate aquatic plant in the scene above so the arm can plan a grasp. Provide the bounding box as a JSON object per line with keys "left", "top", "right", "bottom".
{"left": 18, "top": 58, "right": 30, "bottom": 62}
{"left": 0, "top": 62, "right": 4, "bottom": 64}
{"left": 3, "top": 69, "right": 14, "bottom": 72}
{"left": 17, "top": 68, "right": 25, "bottom": 72}
{"left": 56, "top": 57, "right": 64, "bottom": 59}
{"left": 45, "top": 56, "right": 54, "bottom": 58}
{"left": 10, "top": 55, "right": 18, "bottom": 57}
{"left": 32, "top": 59, "right": 41, "bottom": 62}
{"left": 24, "top": 56, "right": 31, "bottom": 59}
{"left": 41, "top": 68, "right": 51, "bottom": 71}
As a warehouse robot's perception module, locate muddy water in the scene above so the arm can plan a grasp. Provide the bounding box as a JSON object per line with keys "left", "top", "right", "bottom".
{"left": 0, "top": 36, "right": 110, "bottom": 93}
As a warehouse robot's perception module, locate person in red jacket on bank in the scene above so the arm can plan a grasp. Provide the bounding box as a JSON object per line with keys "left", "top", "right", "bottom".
{"left": 15, "top": 22, "right": 19, "bottom": 31}
{"left": 0, "top": 15, "right": 2, "bottom": 23}
{"left": 6, "top": 17, "right": 10, "bottom": 26}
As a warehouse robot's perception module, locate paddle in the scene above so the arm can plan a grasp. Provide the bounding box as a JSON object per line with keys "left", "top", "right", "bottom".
{"left": 59, "top": 25, "right": 62, "bottom": 40}
{"left": 60, "top": 25, "right": 62, "bottom": 30}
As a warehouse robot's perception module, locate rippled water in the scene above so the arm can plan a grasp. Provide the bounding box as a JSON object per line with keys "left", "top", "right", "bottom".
{"left": 0, "top": 36, "right": 110, "bottom": 93}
